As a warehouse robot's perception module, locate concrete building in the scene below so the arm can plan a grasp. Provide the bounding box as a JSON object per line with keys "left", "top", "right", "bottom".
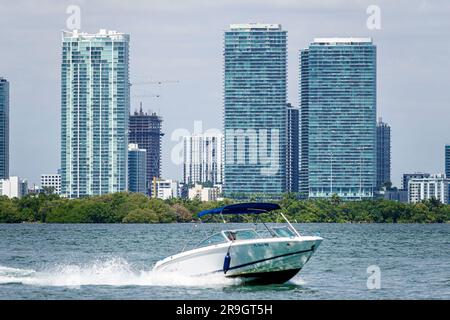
{"left": 408, "top": 174, "right": 449, "bottom": 204}
{"left": 183, "top": 133, "right": 223, "bottom": 185}
{"left": 129, "top": 106, "right": 163, "bottom": 195}
{"left": 0, "top": 176, "right": 28, "bottom": 198}
{"left": 402, "top": 173, "right": 430, "bottom": 191}
{"left": 188, "top": 184, "right": 222, "bottom": 202}
{"left": 153, "top": 179, "right": 180, "bottom": 200}
{"left": 40, "top": 173, "right": 61, "bottom": 195}
{"left": 61, "top": 29, "right": 130, "bottom": 198}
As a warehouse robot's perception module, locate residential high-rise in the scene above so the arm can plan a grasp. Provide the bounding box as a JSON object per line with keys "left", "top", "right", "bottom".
{"left": 129, "top": 106, "right": 163, "bottom": 195}
{"left": 183, "top": 133, "right": 223, "bottom": 185}
{"left": 376, "top": 118, "right": 391, "bottom": 189}
{"left": 445, "top": 145, "right": 450, "bottom": 178}
{"left": 128, "top": 143, "right": 147, "bottom": 194}
{"left": 223, "top": 23, "right": 287, "bottom": 199}
{"left": 0, "top": 78, "right": 9, "bottom": 179}
{"left": 300, "top": 38, "right": 377, "bottom": 200}
{"left": 61, "top": 29, "right": 130, "bottom": 198}
{"left": 286, "top": 103, "right": 299, "bottom": 193}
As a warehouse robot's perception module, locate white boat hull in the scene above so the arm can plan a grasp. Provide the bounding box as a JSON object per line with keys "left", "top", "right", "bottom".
{"left": 153, "top": 236, "right": 322, "bottom": 284}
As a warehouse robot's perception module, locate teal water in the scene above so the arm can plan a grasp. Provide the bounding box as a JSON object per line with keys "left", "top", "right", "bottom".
{"left": 0, "top": 223, "right": 448, "bottom": 299}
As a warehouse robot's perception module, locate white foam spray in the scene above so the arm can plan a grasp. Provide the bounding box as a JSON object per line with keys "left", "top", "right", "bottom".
{"left": 0, "top": 258, "right": 241, "bottom": 288}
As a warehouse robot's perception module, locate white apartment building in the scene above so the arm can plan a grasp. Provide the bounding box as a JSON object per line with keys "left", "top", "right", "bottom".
{"left": 153, "top": 179, "right": 180, "bottom": 200}
{"left": 0, "top": 176, "right": 28, "bottom": 198}
{"left": 188, "top": 184, "right": 222, "bottom": 202}
{"left": 183, "top": 133, "right": 223, "bottom": 185}
{"left": 408, "top": 174, "right": 450, "bottom": 204}
{"left": 41, "top": 174, "right": 61, "bottom": 195}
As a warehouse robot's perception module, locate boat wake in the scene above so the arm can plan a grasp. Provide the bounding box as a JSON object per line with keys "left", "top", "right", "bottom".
{"left": 0, "top": 258, "right": 241, "bottom": 288}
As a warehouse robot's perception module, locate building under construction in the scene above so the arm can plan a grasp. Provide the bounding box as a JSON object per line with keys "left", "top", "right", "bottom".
{"left": 129, "top": 106, "right": 164, "bottom": 196}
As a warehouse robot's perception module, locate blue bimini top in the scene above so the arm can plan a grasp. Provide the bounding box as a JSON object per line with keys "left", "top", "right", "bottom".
{"left": 197, "top": 203, "right": 281, "bottom": 218}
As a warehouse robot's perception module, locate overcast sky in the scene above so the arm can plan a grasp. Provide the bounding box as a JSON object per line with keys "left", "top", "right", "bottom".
{"left": 0, "top": 0, "right": 449, "bottom": 187}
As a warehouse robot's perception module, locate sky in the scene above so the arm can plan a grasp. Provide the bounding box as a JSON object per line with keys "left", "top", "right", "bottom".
{"left": 0, "top": 0, "right": 449, "bottom": 188}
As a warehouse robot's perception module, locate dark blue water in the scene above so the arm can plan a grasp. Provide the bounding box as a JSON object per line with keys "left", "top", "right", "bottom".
{"left": 0, "top": 223, "right": 448, "bottom": 299}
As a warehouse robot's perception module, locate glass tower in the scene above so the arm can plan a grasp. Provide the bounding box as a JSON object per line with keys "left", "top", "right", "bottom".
{"left": 129, "top": 106, "right": 163, "bottom": 195}
{"left": 300, "top": 38, "right": 377, "bottom": 200}
{"left": 128, "top": 143, "right": 147, "bottom": 194}
{"left": 223, "top": 23, "right": 287, "bottom": 199}
{"left": 376, "top": 118, "right": 391, "bottom": 189}
{"left": 61, "top": 30, "right": 130, "bottom": 198}
{"left": 0, "top": 78, "right": 9, "bottom": 179}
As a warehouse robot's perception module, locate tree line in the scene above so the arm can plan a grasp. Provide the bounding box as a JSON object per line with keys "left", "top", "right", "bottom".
{"left": 0, "top": 192, "right": 449, "bottom": 224}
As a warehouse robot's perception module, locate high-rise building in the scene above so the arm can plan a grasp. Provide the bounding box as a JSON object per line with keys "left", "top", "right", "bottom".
{"left": 300, "top": 38, "right": 377, "bottom": 200}
{"left": 223, "top": 23, "right": 287, "bottom": 199}
{"left": 408, "top": 174, "right": 449, "bottom": 204}
{"left": 153, "top": 179, "right": 180, "bottom": 200}
{"left": 286, "top": 103, "right": 299, "bottom": 193}
{"left": 41, "top": 173, "right": 61, "bottom": 195}
{"left": 129, "top": 106, "right": 163, "bottom": 195}
{"left": 376, "top": 118, "right": 391, "bottom": 189}
{"left": 61, "top": 29, "right": 130, "bottom": 198}
{"left": 183, "top": 133, "right": 223, "bottom": 185}
{"left": 128, "top": 143, "right": 147, "bottom": 194}
{"left": 0, "top": 78, "right": 9, "bottom": 179}
{"left": 445, "top": 145, "right": 450, "bottom": 178}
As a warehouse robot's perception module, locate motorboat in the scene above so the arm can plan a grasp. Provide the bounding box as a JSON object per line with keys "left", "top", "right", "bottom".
{"left": 153, "top": 203, "right": 323, "bottom": 284}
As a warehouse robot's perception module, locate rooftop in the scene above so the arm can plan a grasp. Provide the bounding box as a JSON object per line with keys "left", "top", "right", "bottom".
{"left": 313, "top": 37, "right": 372, "bottom": 44}
{"left": 62, "top": 29, "right": 129, "bottom": 41}
{"left": 229, "top": 23, "right": 282, "bottom": 31}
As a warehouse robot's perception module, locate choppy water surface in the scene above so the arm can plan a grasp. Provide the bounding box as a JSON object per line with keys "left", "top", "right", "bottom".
{"left": 0, "top": 223, "right": 448, "bottom": 299}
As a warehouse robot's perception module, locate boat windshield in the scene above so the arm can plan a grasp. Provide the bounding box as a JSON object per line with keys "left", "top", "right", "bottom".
{"left": 271, "top": 226, "right": 296, "bottom": 238}
{"left": 194, "top": 232, "right": 227, "bottom": 249}
{"left": 223, "top": 229, "right": 261, "bottom": 241}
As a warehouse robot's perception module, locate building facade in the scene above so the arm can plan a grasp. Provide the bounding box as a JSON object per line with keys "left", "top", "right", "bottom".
{"left": 188, "top": 184, "right": 222, "bottom": 202}
{"left": 41, "top": 173, "right": 61, "bottom": 195}
{"left": 300, "top": 38, "right": 377, "bottom": 200}
{"left": 445, "top": 145, "right": 450, "bottom": 178}
{"left": 0, "top": 78, "right": 9, "bottom": 179}
{"left": 402, "top": 173, "right": 430, "bottom": 191}
{"left": 376, "top": 118, "right": 391, "bottom": 189}
{"left": 0, "top": 176, "right": 27, "bottom": 198}
{"left": 223, "top": 23, "right": 287, "bottom": 199}
{"left": 61, "top": 29, "right": 130, "bottom": 198}
{"left": 286, "top": 103, "right": 299, "bottom": 193}
{"left": 129, "top": 106, "right": 163, "bottom": 195}
{"left": 183, "top": 133, "right": 223, "bottom": 185}
{"left": 408, "top": 174, "right": 449, "bottom": 204}
{"left": 128, "top": 143, "right": 147, "bottom": 194}
{"left": 153, "top": 179, "right": 180, "bottom": 200}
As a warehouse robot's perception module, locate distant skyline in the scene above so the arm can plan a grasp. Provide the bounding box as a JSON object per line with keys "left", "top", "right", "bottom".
{"left": 1, "top": 0, "right": 450, "bottom": 187}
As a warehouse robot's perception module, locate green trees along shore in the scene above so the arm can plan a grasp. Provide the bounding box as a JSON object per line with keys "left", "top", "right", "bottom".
{"left": 0, "top": 192, "right": 449, "bottom": 224}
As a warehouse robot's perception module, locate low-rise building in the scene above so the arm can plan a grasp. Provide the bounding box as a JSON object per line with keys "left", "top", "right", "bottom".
{"left": 0, "top": 176, "right": 28, "bottom": 198}
{"left": 41, "top": 173, "right": 61, "bottom": 195}
{"left": 188, "top": 184, "right": 222, "bottom": 202}
{"left": 408, "top": 174, "right": 449, "bottom": 204}
{"left": 153, "top": 179, "right": 180, "bottom": 200}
